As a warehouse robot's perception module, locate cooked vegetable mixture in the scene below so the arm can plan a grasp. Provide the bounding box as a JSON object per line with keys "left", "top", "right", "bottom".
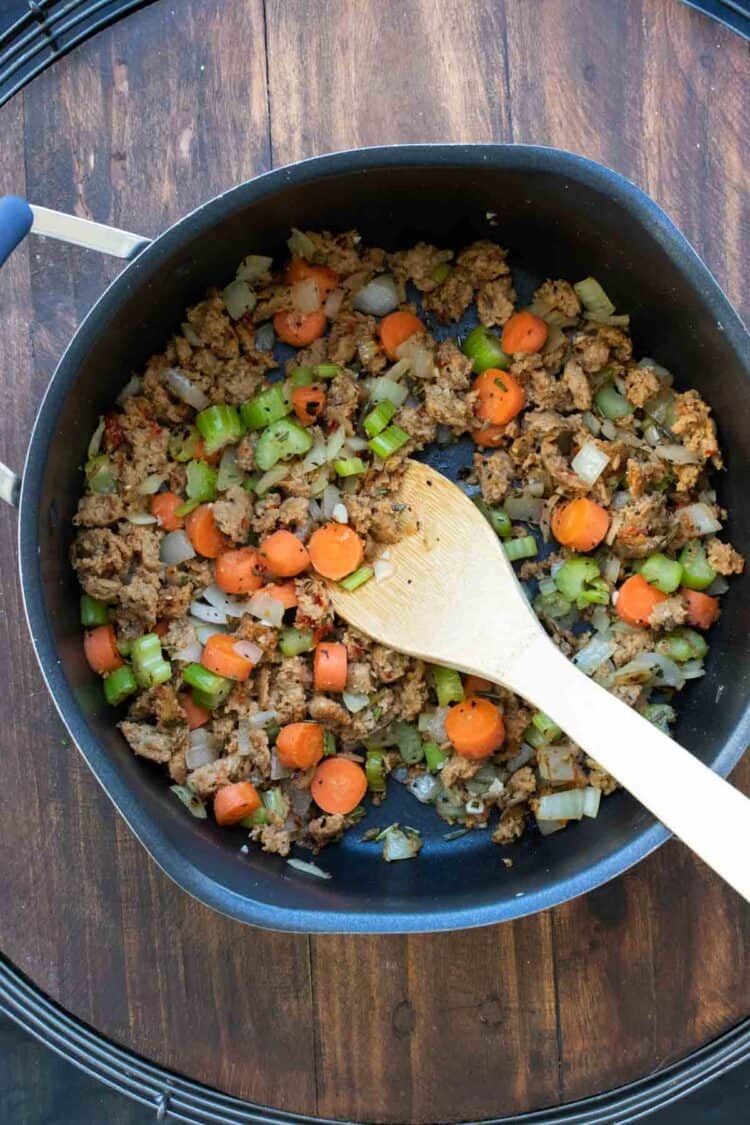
{"left": 71, "top": 229, "right": 743, "bottom": 862}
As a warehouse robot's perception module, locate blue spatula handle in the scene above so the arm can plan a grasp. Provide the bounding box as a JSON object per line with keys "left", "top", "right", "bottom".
{"left": 0, "top": 196, "right": 33, "bottom": 267}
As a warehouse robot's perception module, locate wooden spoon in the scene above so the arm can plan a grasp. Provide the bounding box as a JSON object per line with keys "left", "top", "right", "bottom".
{"left": 330, "top": 460, "right": 750, "bottom": 901}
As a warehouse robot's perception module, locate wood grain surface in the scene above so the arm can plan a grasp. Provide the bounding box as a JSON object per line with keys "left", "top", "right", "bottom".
{"left": 0, "top": 1, "right": 748, "bottom": 1121}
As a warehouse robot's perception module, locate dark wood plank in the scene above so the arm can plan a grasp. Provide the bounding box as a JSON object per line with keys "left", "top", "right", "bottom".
{"left": 0, "top": 0, "right": 748, "bottom": 1121}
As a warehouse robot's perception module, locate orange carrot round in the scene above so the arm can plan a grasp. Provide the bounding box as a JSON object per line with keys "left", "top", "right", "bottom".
{"left": 150, "top": 491, "right": 184, "bottom": 531}
{"left": 615, "top": 574, "right": 667, "bottom": 627}
{"left": 445, "top": 697, "right": 505, "bottom": 759}
{"left": 257, "top": 582, "right": 298, "bottom": 609}
{"left": 551, "top": 498, "right": 610, "bottom": 552}
{"left": 313, "top": 642, "right": 348, "bottom": 692}
{"left": 472, "top": 423, "right": 506, "bottom": 448}
{"left": 260, "top": 529, "right": 311, "bottom": 578}
{"left": 214, "top": 781, "right": 261, "bottom": 826}
{"left": 185, "top": 504, "right": 227, "bottom": 558}
{"left": 474, "top": 367, "right": 526, "bottom": 426}
{"left": 681, "top": 588, "right": 719, "bottom": 630}
{"left": 308, "top": 522, "right": 365, "bottom": 580}
{"left": 291, "top": 384, "right": 327, "bottom": 425}
{"left": 286, "top": 259, "right": 339, "bottom": 300}
{"left": 180, "top": 691, "right": 211, "bottom": 730}
{"left": 215, "top": 548, "right": 264, "bottom": 595}
{"left": 311, "top": 757, "right": 367, "bottom": 814}
{"left": 276, "top": 722, "right": 325, "bottom": 770}
{"left": 501, "top": 310, "right": 548, "bottom": 355}
{"left": 84, "top": 624, "right": 123, "bottom": 676}
{"left": 201, "top": 634, "right": 255, "bottom": 681}
{"left": 378, "top": 310, "right": 424, "bottom": 361}
{"left": 274, "top": 309, "right": 327, "bottom": 347}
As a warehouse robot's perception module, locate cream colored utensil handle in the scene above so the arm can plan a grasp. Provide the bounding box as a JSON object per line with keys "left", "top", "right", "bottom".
{"left": 494, "top": 633, "right": 750, "bottom": 901}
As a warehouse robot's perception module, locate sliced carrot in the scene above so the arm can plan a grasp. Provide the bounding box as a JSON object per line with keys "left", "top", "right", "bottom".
{"left": 291, "top": 384, "right": 327, "bottom": 426}
{"left": 308, "top": 522, "right": 365, "bottom": 580}
{"left": 194, "top": 437, "right": 222, "bottom": 466}
{"left": 214, "top": 781, "right": 261, "bottom": 826}
{"left": 445, "top": 697, "right": 505, "bottom": 759}
{"left": 274, "top": 309, "right": 327, "bottom": 347}
{"left": 260, "top": 529, "right": 311, "bottom": 578}
{"left": 681, "top": 588, "right": 719, "bottom": 630}
{"left": 83, "top": 624, "right": 123, "bottom": 676}
{"left": 150, "top": 491, "right": 184, "bottom": 532}
{"left": 179, "top": 691, "right": 211, "bottom": 730}
{"left": 311, "top": 757, "right": 367, "bottom": 814}
{"left": 313, "top": 642, "right": 348, "bottom": 692}
{"left": 464, "top": 674, "right": 493, "bottom": 694}
{"left": 474, "top": 368, "right": 526, "bottom": 426}
{"left": 472, "top": 422, "right": 506, "bottom": 448}
{"left": 201, "top": 633, "right": 254, "bottom": 681}
{"left": 501, "top": 310, "right": 548, "bottom": 355}
{"left": 615, "top": 574, "right": 667, "bottom": 627}
{"left": 185, "top": 504, "right": 227, "bottom": 558}
{"left": 551, "top": 498, "right": 610, "bottom": 552}
{"left": 257, "top": 582, "right": 298, "bottom": 609}
{"left": 276, "top": 722, "right": 325, "bottom": 770}
{"left": 286, "top": 259, "right": 339, "bottom": 300}
{"left": 215, "top": 548, "right": 264, "bottom": 595}
{"left": 378, "top": 310, "right": 425, "bottom": 361}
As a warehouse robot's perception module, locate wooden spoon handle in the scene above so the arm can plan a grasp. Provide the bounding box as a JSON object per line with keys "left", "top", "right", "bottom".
{"left": 490, "top": 634, "right": 750, "bottom": 902}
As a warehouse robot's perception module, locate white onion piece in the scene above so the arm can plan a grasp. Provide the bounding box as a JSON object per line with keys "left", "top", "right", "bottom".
{"left": 643, "top": 424, "right": 661, "bottom": 447}
{"left": 681, "top": 659, "right": 706, "bottom": 680}
{"left": 382, "top": 828, "right": 421, "bottom": 862}
{"left": 223, "top": 279, "right": 256, "bottom": 320}
{"left": 170, "top": 785, "right": 207, "bottom": 818}
{"left": 611, "top": 490, "right": 632, "bottom": 510}
{"left": 591, "top": 605, "right": 612, "bottom": 634}
{"left": 397, "top": 337, "right": 434, "bottom": 380}
{"left": 255, "top": 465, "right": 289, "bottom": 494}
{"left": 505, "top": 495, "right": 544, "bottom": 523}
{"left": 344, "top": 435, "right": 369, "bottom": 453}
{"left": 235, "top": 721, "right": 251, "bottom": 757}
{"left": 271, "top": 750, "right": 290, "bottom": 780}
{"left": 126, "top": 512, "right": 158, "bottom": 525}
{"left": 301, "top": 435, "right": 328, "bottom": 472}
{"left": 189, "top": 620, "right": 226, "bottom": 645}
{"left": 189, "top": 728, "right": 219, "bottom": 751}
{"left": 538, "top": 746, "right": 576, "bottom": 783}
{"left": 614, "top": 652, "right": 683, "bottom": 688}
{"left": 288, "top": 786, "right": 313, "bottom": 817}
{"left": 537, "top": 817, "right": 567, "bottom": 836}
{"left": 537, "top": 790, "right": 585, "bottom": 821}
{"left": 233, "top": 640, "right": 262, "bottom": 664}
{"left": 342, "top": 691, "right": 370, "bottom": 713}
{"left": 287, "top": 227, "right": 315, "bottom": 257}
{"left": 654, "top": 443, "right": 700, "bottom": 465}
{"left": 321, "top": 483, "right": 342, "bottom": 519}
{"left": 574, "top": 636, "right": 617, "bottom": 675}
{"left": 291, "top": 277, "right": 321, "bottom": 314}
{"left": 325, "top": 428, "right": 347, "bottom": 462}
{"left": 248, "top": 709, "right": 279, "bottom": 729}
{"left": 203, "top": 583, "right": 243, "bottom": 615}
{"left": 286, "top": 857, "right": 332, "bottom": 879}
{"left": 706, "top": 576, "right": 729, "bottom": 596}
{"left": 116, "top": 374, "right": 142, "bottom": 405}
{"left": 373, "top": 558, "right": 394, "bottom": 581}
{"left": 602, "top": 555, "right": 621, "bottom": 583}
{"left": 436, "top": 424, "right": 452, "bottom": 445}
{"left": 164, "top": 367, "right": 210, "bottom": 410}
{"left": 236, "top": 254, "right": 273, "bottom": 282}
{"left": 138, "top": 473, "right": 167, "bottom": 495}
{"left": 505, "top": 743, "right": 535, "bottom": 772}
{"left": 417, "top": 707, "right": 449, "bottom": 742}
{"left": 248, "top": 592, "right": 284, "bottom": 627}
{"left": 174, "top": 642, "right": 204, "bottom": 663}
{"left": 332, "top": 503, "right": 349, "bottom": 524}
{"left": 185, "top": 743, "right": 218, "bottom": 770}
{"left": 571, "top": 441, "right": 610, "bottom": 485}
{"left": 87, "top": 417, "right": 105, "bottom": 458}
{"left": 582, "top": 410, "right": 601, "bottom": 436}
{"left": 638, "top": 357, "right": 673, "bottom": 384}
{"left": 189, "top": 601, "right": 228, "bottom": 625}
{"left": 324, "top": 288, "right": 345, "bottom": 319}
{"left": 307, "top": 498, "right": 323, "bottom": 522}
{"left": 353, "top": 274, "right": 399, "bottom": 316}
{"left": 678, "top": 502, "right": 722, "bottom": 536}
{"left": 406, "top": 773, "right": 442, "bottom": 803}
{"left": 583, "top": 787, "right": 602, "bottom": 818}
{"left": 600, "top": 419, "right": 618, "bottom": 441}
{"left": 254, "top": 322, "right": 275, "bottom": 351}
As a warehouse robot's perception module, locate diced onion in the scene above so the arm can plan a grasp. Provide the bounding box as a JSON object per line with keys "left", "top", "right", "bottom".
{"left": 255, "top": 465, "right": 289, "bottom": 494}
{"left": 271, "top": 750, "right": 290, "bottom": 780}
{"left": 174, "top": 641, "right": 204, "bottom": 663}
{"left": 170, "top": 785, "right": 207, "bottom": 818}
{"left": 291, "top": 278, "right": 321, "bottom": 314}
{"left": 116, "top": 374, "right": 142, "bottom": 405}
{"left": 326, "top": 428, "right": 347, "bottom": 462}
{"left": 582, "top": 411, "right": 601, "bottom": 436}
{"left": 506, "top": 743, "right": 535, "bottom": 772}
{"left": 302, "top": 435, "right": 328, "bottom": 473}
{"left": 638, "top": 357, "right": 673, "bottom": 385}
{"left": 643, "top": 424, "right": 662, "bottom": 447}
{"left": 574, "top": 635, "right": 617, "bottom": 675}
{"left": 236, "top": 254, "right": 273, "bottom": 282}
{"left": 186, "top": 743, "right": 219, "bottom": 771}
{"left": 406, "top": 773, "right": 442, "bottom": 803}
{"left": 367, "top": 375, "right": 410, "bottom": 407}
{"left": 342, "top": 691, "right": 369, "bottom": 713}
{"left": 233, "top": 640, "right": 262, "bottom": 664}
{"left": 537, "top": 790, "right": 586, "bottom": 821}
{"left": 321, "top": 483, "right": 342, "bottom": 518}
{"left": 164, "top": 367, "right": 210, "bottom": 410}
{"left": 190, "top": 621, "right": 226, "bottom": 645}
{"left": 286, "top": 857, "right": 332, "bottom": 879}
{"left": 373, "top": 558, "right": 394, "bottom": 581}
{"left": 223, "top": 279, "right": 256, "bottom": 320}
{"left": 288, "top": 786, "right": 313, "bottom": 816}
{"left": 654, "top": 443, "right": 700, "bottom": 465}
{"left": 681, "top": 659, "right": 706, "bottom": 680}
{"left": 397, "top": 338, "right": 434, "bottom": 381}
{"left": 353, "top": 274, "right": 399, "bottom": 316}
{"left": 538, "top": 746, "right": 576, "bottom": 783}
{"left": 591, "top": 605, "right": 612, "bottom": 634}
{"left": 203, "top": 583, "right": 244, "bottom": 616}
{"left": 189, "top": 600, "right": 229, "bottom": 625}
{"left": 87, "top": 417, "right": 105, "bottom": 458}
{"left": 677, "top": 502, "right": 722, "bottom": 536}
{"left": 324, "top": 288, "right": 345, "bottom": 318}
{"left": 600, "top": 419, "right": 618, "bottom": 441}
{"left": 571, "top": 441, "right": 610, "bottom": 485}
{"left": 706, "top": 576, "right": 729, "bottom": 596}
{"left": 126, "top": 512, "right": 158, "bottom": 525}
{"left": 537, "top": 817, "right": 567, "bottom": 836}
{"left": 287, "top": 228, "right": 315, "bottom": 258}
{"left": 505, "top": 494, "right": 544, "bottom": 523}
{"left": 332, "top": 502, "right": 349, "bottom": 524}
{"left": 614, "top": 652, "right": 683, "bottom": 688}
{"left": 248, "top": 592, "right": 284, "bottom": 627}
{"left": 254, "top": 322, "right": 275, "bottom": 351}
{"left": 344, "top": 436, "right": 369, "bottom": 453}
{"left": 249, "top": 709, "right": 279, "bottom": 729}
{"left": 382, "top": 828, "right": 421, "bottom": 862}
{"left": 236, "top": 719, "right": 251, "bottom": 756}
{"left": 417, "top": 707, "right": 449, "bottom": 742}
{"left": 583, "top": 787, "right": 602, "bottom": 818}
{"left": 601, "top": 555, "right": 621, "bottom": 583}
{"left": 611, "top": 490, "right": 632, "bottom": 511}
{"left": 138, "top": 473, "right": 167, "bottom": 495}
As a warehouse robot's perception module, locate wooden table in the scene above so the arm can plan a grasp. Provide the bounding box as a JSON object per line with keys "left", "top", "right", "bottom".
{"left": 0, "top": 2, "right": 748, "bottom": 1121}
